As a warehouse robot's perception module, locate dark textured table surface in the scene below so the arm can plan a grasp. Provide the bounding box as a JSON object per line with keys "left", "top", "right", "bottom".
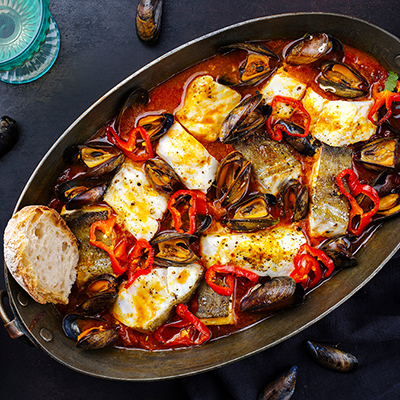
{"left": 2, "top": 1, "right": 400, "bottom": 399}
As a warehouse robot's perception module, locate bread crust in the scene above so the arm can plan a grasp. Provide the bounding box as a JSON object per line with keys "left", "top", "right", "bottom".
{"left": 4, "top": 205, "right": 79, "bottom": 305}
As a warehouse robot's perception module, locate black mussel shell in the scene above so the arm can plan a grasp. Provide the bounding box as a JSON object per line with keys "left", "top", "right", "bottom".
{"left": 144, "top": 157, "right": 181, "bottom": 194}
{"left": 356, "top": 137, "right": 399, "bottom": 171}
{"left": 76, "top": 326, "right": 119, "bottom": 350}
{"left": 220, "top": 94, "right": 265, "bottom": 143}
{"left": 136, "top": 0, "right": 163, "bottom": 44}
{"left": 219, "top": 42, "right": 279, "bottom": 59}
{"left": 137, "top": 113, "right": 174, "bottom": 141}
{"left": 226, "top": 194, "right": 279, "bottom": 232}
{"left": 375, "top": 193, "right": 400, "bottom": 220}
{"left": 318, "top": 235, "right": 357, "bottom": 269}
{"left": 151, "top": 231, "right": 198, "bottom": 267}
{"left": 240, "top": 276, "right": 305, "bottom": 313}
{"left": 116, "top": 87, "right": 149, "bottom": 131}
{"left": 238, "top": 53, "right": 277, "bottom": 86}
{"left": 214, "top": 151, "right": 251, "bottom": 208}
{"left": 277, "top": 120, "right": 320, "bottom": 157}
{"left": 280, "top": 179, "right": 310, "bottom": 223}
{"left": 0, "top": 115, "right": 18, "bottom": 157}
{"left": 306, "top": 340, "right": 359, "bottom": 372}
{"left": 258, "top": 366, "right": 298, "bottom": 400}
{"left": 318, "top": 60, "right": 369, "bottom": 99}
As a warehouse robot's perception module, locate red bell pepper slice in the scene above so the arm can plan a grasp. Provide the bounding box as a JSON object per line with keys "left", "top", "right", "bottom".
{"left": 106, "top": 125, "right": 153, "bottom": 161}
{"left": 154, "top": 303, "right": 211, "bottom": 347}
{"left": 368, "top": 89, "right": 400, "bottom": 126}
{"left": 89, "top": 215, "right": 128, "bottom": 275}
{"left": 336, "top": 169, "right": 380, "bottom": 236}
{"left": 291, "top": 243, "right": 334, "bottom": 289}
{"left": 125, "top": 238, "right": 155, "bottom": 289}
{"left": 205, "top": 264, "right": 259, "bottom": 296}
{"left": 266, "top": 95, "right": 311, "bottom": 141}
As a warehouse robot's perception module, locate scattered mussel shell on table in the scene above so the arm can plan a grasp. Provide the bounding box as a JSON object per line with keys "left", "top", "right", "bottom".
{"left": 258, "top": 365, "right": 298, "bottom": 400}
{"left": 240, "top": 276, "right": 305, "bottom": 313}
{"left": 306, "top": 340, "right": 359, "bottom": 372}
{"left": 284, "top": 33, "right": 344, "bottom": 65}
{"left": 225, "top": 193, "right": 279, "bottom": 232}
{"left": 135, "top": 0, "right": 163, "bottom": 44}
{"left": 150, "top": 231, "right": 198, "bottom": 267}
{"left": 318, "top": 235, "right": 358, "bottom": 269}
{"left": 62, "top": 314, "right": 118, "bottom": 350}
{"left": 144, "top": 157, "right": 182, "bottom": 194}
{"left": 214, "top": 150, "right": 251, "bottom": 208}
{"left": 280, "top": 179, "right": 310, "bottom": 223}
{"left": 137, "top": 113, "right": 174, "bottom": 141}
{"left": 0, "top": 115, "right": 18, "bottom": 157}
{"left": 220, "top": 94, "right": 270, "bottom": 144}
{"left": 318, "top": 60, "right": 369, "bottom": 99}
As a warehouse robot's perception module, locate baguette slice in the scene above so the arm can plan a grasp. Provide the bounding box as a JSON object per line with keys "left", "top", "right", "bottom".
{"left": 4, "top": 205, "right": 79, "bottom": 305}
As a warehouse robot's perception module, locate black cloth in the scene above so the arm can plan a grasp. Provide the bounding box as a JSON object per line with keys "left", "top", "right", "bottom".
{"left": 1, "top": 1, "right": 400, "bottom": 399}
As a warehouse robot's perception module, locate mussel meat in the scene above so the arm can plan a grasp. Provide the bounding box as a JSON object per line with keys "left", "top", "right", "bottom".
{"left": 240, "top": 276, "right": 305, "bottom": 313}
{"left": 375, "top": 192, "right": 400, "bottom": 220}
{"left": 356, "top": 137, "right": 399, "bottom": 171}
{"left": 306, "top": 340, "right": 359, "bottom": 372}
{"left": 0, "top": 115, "right": 18, "bottom": 157}
{"left": 281, "top": 180, "right": 310, "bottom": 223}
{"left": 136, "top": 0, "right": 163, "bottom": 44}
{"left": 62, "top": 314, "right": 118, "bottom": 350}
{"left": 144, "top": 158, "right": 182, "bottom": 194}
{"left": 137, "top": 113, "right": 174, "bottom": 141}
{"left": 318, "top": 235, "right": 357, "bottom": 269}
{"left": 226, "top": 194, "right": 279, "bottom": 232}
{"left": 214, "top": 151, "right": 251, "bottom": 207}
{"left": 258, "top": 366, "right": 298, "bottom": 400}
{"left": 285, "top": 33, "right": 343, "bottom": 65}
{"left": 220, "top": 94, "right": 270, "bottom": 143}
{"left": 238, "top": 53, "right": 277, "bottom": 86}
{"left": 150, "top": 232, "right": 198, "bottom": 267}
{"left": 318, "top": 60, "right": 369, "bottom": 99}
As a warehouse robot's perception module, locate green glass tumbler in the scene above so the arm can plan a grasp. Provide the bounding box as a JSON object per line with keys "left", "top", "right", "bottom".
{"left": 0, "top": 0, "right": 60, "bottom": 84}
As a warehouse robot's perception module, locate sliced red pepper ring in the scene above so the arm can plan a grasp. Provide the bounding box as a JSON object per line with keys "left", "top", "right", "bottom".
{"left": 154, "top": 303, "right": 211, "bottom": 347}
{"left": 291, "top": 243, "right": 334, "bottom": 289}
{"left": 266, "top": 95, "right": 311, "bottom": 141}
{"left": 367, "top": 89, "right": 400, "bottom": 126}
{"left": 205, "top": 264, "right": 259, "bottom": 296}
{"left": 125, "top": 238, "right": 155, "bottom": 289}
{"left": 336, "top": 169, "right": 380, "bottom": 236}
{"left": 106, "top": 125, "right": 153, "bottom": 161}
{"left": 89, "top": 215, "right": 128, "bottom": 275}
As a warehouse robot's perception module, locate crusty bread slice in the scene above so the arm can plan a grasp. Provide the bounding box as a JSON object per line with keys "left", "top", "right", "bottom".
{"left": 4, "top": 205, "right": 79, "bottom": 305}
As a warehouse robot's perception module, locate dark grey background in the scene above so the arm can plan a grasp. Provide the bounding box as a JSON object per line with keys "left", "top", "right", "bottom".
{"left": 1, "top": 1, "right": 400, "bottom": 399}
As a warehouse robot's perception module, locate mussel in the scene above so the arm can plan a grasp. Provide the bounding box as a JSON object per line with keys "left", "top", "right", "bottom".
{"left": 318, "top": 235, "right": 357, "bottom": 269}
{"left": 284, "top": 33, "right": 344, "bottom": 65}
{"left": 150, "top": 232, "right": 198, "bottom": 267}
{"left": 219, "top": 42, "right": 279, "bottom": 59}
{"left": 318, "top": 60, "right": 369, "bottom": 99}
{"left": 240, "top": 276, "right": 305, "bottom": 313}
{"left": 144, "top": 158, "right": 182, "bottom": 194}
{"left": 0, "top": 115, "right": 18, "bottom": 157}
{"left": 137, "top": 113, "right": 174, "bottom": 141}
{"left": 375, "top": 192, "right": 400, "bottom": 220}
{"left": 62, "top": 314, "right": 118, "bottom": 350}
{"left": 306, "top": 340, "right": 359, "bottom": 372}
{"left": 214, "top": 151, "right": 251, "bottom": 207}
{"left": 356, "top": 137, "right": 399, "bottom": 171}
{"left": 280, "top": 179, "right": 310, "bottom": 223}
{"left": 226, "top": 194, "right": 279, "bottom": 232}
{"left": 136, "top": 0, "right": 163, "bottom": 43}
{"left": 220, "top": 94, "right": 271, "bottom": 143}
{"left": 258, "top": 366, "right": 298, "bottom": 400}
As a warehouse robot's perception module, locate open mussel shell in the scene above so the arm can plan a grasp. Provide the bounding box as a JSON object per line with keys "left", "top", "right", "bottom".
{"left": 280, "top": 179, "right": 310, "bottom": 223}
{"left": 375, "top": 192, "right": 400, "bottom": 220}
{"left": 277, "top": 120, "right": 320, "bottom": 157}
{"left": 150, "top": 231, "right": 198, "bottom": 267}
{"left": 284, "top": 33, "right": 337, "bottom": 65}
{"left": 0, "top": 115, "right": 18, "bottom": 157}
{"left": 214, "top": 151, "right": 251, "bottom": 207}
{"left": 306, "top": 340, "right": 358, "bottom": 372}
{"left": 238, "top": 53, "right": 277, "bottom": 86}
{"left": 258, "top": 366, "right": 297, "bottom": 400}
{"left": 226, "top": 193, "right": 279, "bottom": 232}
{"left": 137, "top": 113, "right": 174, "bottom": 141}
{"left": 318, "top": 60, "right": 369, "bottom": 99}
{"left": 240, "top": 276, "right": 305, "bottom": 313}
{"left": 220, "top": 94, "right": 268, "bottom": 144}
{"left": 136, "top": 0, "right": 163, "bottom": 44}
{"left": 144, "top": 158, "right": 181, "bottom": 194}
{"left": 356, "top": 137, "right": 399, "bottom": 171}
{"left": 318, "top": 235, "right": 357, "bottom": 269}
